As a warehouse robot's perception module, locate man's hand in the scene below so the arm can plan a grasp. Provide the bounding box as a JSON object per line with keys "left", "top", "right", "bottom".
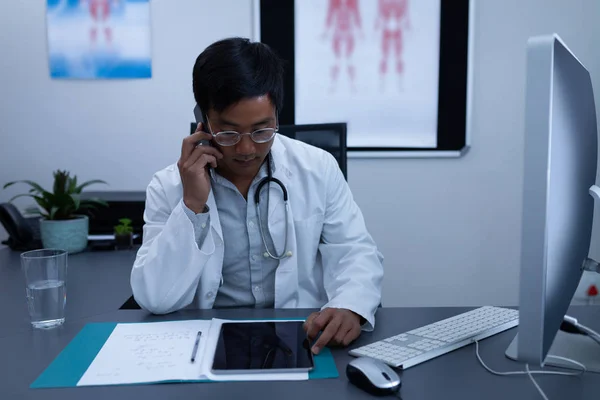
{"left": 178, "top": 123, "right": 223, "bottom": 213}
{"left": 303, "top": 308, "right": 362, "bottom": 355}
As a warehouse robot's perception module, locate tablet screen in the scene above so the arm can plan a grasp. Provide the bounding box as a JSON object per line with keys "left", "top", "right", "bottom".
{"left": 211, "top": 321, "right": 315, "bottom": 373}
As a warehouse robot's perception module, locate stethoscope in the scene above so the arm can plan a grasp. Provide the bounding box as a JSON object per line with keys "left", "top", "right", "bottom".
{"left": 254, "top": 153, "right": 292, "bottom": 260}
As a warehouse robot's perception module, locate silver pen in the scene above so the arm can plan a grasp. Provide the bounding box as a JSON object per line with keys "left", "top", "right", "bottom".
{"left": 190, "top": 331, "right": 202, "bottom": 363}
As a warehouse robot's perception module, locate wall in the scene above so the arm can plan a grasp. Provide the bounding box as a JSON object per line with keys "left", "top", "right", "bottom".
{"left": 349, "top": 0, "right": 600, "bottom": 307}
{"left": 0, "top": 0, "right": 253, "bottom": 241}
{"left": 1, "top": 0, "right": 599, "bottom": 306}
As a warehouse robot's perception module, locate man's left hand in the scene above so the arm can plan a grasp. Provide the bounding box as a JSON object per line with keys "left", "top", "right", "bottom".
{"left": 303, "top": 308, "right": 362, "bottom": 354}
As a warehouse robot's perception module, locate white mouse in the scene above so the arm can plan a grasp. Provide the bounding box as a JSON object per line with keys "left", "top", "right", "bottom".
{"left": 346, "top": 356, "right": 401, "bottom": 395}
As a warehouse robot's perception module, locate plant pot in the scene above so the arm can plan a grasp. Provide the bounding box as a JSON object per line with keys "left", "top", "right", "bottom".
{"left": 114, "top": 233, "right": 133, "bottom": 250}
{"left": 39, "top": 215, "right": 89, "bottom": 254}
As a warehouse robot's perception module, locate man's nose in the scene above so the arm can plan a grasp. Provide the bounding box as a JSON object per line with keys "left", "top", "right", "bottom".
{"left": 235, "top": 134, "right": 256, "bottom": 155}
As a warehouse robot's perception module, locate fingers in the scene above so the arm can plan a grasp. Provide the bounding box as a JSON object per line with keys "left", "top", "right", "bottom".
{"left": 181, "top": 125, "right": 213, "bottom": 160}
{"left": 342, "top": 324, "right": 362, "bottom": 347}
{"left": 305, "top": 309, "right": 363, "bottom": 354}
{"left": 311, "top": 313, "right": 343, "bottom": 355}
{"left": 184, "top": 154, "right": 217, "bottom": 170}
{"left": 303, "top": 312, "right": 320, "bottom": 335}
{"left": 183, "top": 146, "right": 223, "bottom": 169}
{"left": 306, "top": 309, "right": 335, "bottom": 341}
{"left": 333, "top": 323, "right": 353, "bottom": 346}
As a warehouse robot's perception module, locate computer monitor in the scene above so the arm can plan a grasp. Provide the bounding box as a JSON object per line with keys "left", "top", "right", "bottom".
{"left": 504, "top": 34, "right": 600, "bottom": 371}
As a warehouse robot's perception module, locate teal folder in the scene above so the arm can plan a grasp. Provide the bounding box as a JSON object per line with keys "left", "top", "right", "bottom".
{"left": 31, "top": 319, "right": 339, "bottom": 389}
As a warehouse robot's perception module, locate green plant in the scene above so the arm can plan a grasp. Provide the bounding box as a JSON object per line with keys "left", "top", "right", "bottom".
{"left": 3, "top": 170, "right": 108, "bottom": 220}
{"left": 114, "top": 218, "right": 133, "bottom": 236}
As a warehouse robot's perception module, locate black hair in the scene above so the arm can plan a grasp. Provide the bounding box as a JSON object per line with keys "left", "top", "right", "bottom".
{"left": 192, "top": 37, "right": 285, "bottom": 117}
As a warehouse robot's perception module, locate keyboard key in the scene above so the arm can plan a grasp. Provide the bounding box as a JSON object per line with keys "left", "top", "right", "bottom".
{"left": 349, "top": 306, "right": 518, "bottom": 369}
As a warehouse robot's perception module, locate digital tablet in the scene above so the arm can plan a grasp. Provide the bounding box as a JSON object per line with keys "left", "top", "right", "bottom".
{"left": 210, "top": 321, "right": 315, "bottom": 374}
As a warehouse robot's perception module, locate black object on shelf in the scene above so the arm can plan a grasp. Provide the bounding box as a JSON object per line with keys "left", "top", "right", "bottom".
{"left": 80, "top": 191, "right": 145, "bottom": 242}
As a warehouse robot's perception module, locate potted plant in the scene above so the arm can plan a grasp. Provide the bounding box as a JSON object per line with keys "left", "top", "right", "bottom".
{"left": 114, "top": 218, "right": 134, "bottom": 250}
{"left": 3, "top": 170, "right": 108, "bottom": 254}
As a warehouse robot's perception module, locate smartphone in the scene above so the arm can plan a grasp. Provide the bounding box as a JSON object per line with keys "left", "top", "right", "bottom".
{"left": 193, "top": 104, "right": 212, "bottom": 147}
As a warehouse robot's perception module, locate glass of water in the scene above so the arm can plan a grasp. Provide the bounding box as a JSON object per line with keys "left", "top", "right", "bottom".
{"left": 20, "top": 249, "right": 68, "bottom": 329}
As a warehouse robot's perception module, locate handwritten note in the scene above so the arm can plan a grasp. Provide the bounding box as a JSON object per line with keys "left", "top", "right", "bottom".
{"left": 77, "top": 320, "right": 211, "bottom": 386}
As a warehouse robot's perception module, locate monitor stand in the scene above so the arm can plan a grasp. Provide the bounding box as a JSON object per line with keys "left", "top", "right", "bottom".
{"left": 505, "top": 331, "right": 600, "bottom": 373}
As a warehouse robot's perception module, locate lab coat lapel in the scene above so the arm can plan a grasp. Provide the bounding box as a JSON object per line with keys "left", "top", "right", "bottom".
{"left": 269, "top": 137, "right": 300, "bottom": 308}
{"left": 267, "top": 137, "right": 293, "bottom": 252}
{"left": 205, "top": 188, "right": 223, "bottom": 243}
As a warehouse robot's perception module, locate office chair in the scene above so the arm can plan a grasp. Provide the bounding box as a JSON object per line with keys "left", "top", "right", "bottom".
{"left": 277, "top": 123, "right": 348, "bottom": 180}
{"left": 190, "top": 122, "right": 349, "bottom": 180}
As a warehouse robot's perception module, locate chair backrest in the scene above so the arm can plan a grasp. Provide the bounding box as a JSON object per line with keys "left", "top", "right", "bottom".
{"left": 277, "top": 123, "right": 348, "bottom": 180}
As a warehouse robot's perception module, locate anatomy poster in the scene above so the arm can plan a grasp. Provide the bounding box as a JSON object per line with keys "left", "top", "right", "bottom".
{"left": 46, "top": 0, "right": 151, "bottom": 79}
{"left": 295, "top": 0, "right": 441, "bottom": 148}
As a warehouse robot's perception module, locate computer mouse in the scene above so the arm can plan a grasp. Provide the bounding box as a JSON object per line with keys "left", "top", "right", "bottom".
{"left": 346, "top": 356, "right": 401, "bottom": 396}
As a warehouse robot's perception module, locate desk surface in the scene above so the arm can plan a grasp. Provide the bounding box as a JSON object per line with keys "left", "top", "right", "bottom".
{"left": 1, "top": 307, "right": 600, "bottom": 400}
{"left": 2, "top": 247, "right": 600, "bottom": 399}
{"left": 0, "top": 247, "right": 137, "bottom": 338}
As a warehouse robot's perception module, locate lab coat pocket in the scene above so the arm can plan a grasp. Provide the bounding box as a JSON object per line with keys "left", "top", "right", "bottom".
{"left": 292, "top": 213, "right": 324, "bottom": 268}
{"left": 267, "top": 211, "right": 323, "bottom": 268}
{"left": 266, "top": 208, "right": 289, "bottom": 259}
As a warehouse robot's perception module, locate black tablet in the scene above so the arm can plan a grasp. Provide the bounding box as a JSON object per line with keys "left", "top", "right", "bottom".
{"left": 210, "top": 321, "right": 315, "bottom": 374}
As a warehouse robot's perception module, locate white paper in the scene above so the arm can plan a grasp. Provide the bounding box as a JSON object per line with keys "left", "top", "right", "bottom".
{"left": 202, "top": 319, "right": 309, "bottom": 382}
{"left": 88, "top": 234, "right": 140, "bottom": 240}
{"left": 77, "top": 320, "right": 212, "bottom": 386}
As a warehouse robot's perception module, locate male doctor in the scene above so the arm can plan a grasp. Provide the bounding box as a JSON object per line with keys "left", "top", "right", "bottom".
{"left": 130, "top": 37, "right": 384, "bottom": 354}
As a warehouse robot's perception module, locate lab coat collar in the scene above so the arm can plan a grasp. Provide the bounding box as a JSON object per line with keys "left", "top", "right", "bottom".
{"left": 269, "top": 134, "right": 292, "bottom": 180}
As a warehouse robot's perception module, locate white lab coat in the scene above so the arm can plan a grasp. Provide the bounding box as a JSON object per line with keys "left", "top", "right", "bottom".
{"left": 130, "top": 135, "right": 384, "bottom": 329}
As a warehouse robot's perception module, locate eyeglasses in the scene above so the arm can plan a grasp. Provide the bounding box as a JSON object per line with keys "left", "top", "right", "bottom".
{"left": 206, "top": 117, "right": 278, "bottom": 147}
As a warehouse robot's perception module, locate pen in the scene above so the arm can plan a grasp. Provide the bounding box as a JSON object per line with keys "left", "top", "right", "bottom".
{"left": 190, "top": 331, "right": 202, "bottom": 363}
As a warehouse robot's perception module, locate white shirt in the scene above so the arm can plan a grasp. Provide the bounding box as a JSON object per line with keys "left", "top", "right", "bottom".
{"left": 130, "top": 135, "right": 384, "bottom": 330}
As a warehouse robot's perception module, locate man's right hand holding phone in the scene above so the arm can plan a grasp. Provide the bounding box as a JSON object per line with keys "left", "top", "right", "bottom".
{"left": 177, "top": 123, "right": 223, "bottom": 214}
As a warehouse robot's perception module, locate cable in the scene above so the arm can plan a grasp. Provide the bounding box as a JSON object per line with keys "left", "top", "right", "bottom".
{"left": 475, "top": 340, "right": 586, "bottom": 400}
{"left": 526, "top": 364, "right": 548, "bottom": 400}
{"left": 475, "top": 341, "right": 586, "bottom": 376}
{"left": 562, "top": 315, "right": 600, "bottom": 347}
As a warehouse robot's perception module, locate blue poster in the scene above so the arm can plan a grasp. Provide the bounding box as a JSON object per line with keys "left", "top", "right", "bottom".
{"left": 46, "top": 0, "right": 151, "bottom": 79}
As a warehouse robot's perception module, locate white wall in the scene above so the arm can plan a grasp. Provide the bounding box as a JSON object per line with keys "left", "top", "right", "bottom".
{"left": 0, "top": 0, "right": 253, "bottom": 242}
{"left": 351, "top": 0, "right": 600, "bottom": 307}
{"left": 1, "top": 0, "right": 599, "bottom": 306}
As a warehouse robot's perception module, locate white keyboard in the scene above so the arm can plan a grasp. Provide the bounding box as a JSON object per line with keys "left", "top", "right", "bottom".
{"left": 349, "top": 306, "right": 519, "bottom": 369}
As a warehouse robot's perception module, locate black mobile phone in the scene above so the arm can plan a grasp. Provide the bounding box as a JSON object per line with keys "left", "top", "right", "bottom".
{"left": 193, "top": 105, "right": 211, "bottom": 147}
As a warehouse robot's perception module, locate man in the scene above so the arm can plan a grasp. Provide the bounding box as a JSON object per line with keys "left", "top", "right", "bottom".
{"left": 130, "top": 37, "right": 383, "bottom": 354}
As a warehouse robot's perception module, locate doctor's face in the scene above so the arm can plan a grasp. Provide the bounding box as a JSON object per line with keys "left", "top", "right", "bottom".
{"left": 206, "top": 95, "right": 277, "bottom": 181}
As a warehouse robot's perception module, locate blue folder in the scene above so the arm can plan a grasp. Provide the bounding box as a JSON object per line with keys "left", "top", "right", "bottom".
{"left": 31, "top": 320, "right": 339, "bottom": 388}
